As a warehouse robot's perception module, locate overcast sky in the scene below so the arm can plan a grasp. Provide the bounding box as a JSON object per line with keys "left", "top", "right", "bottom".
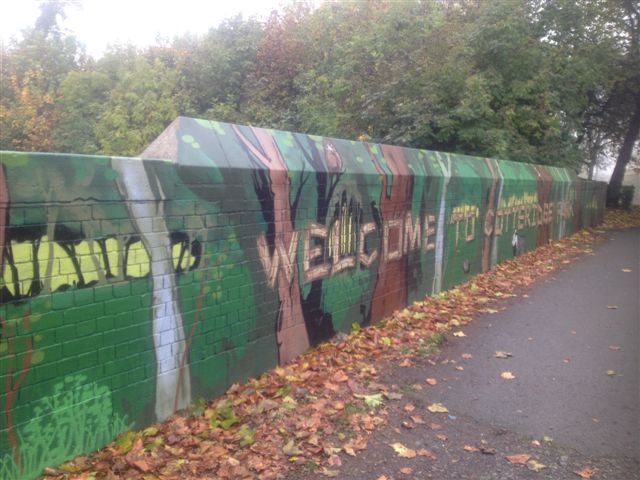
{"left": 1, "top": 0, "right": 293, "bottom": 58}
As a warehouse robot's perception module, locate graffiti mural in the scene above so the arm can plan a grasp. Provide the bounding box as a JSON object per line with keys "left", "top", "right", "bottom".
{"left": 0, "top": 118, "right": 606, "bottom": 479}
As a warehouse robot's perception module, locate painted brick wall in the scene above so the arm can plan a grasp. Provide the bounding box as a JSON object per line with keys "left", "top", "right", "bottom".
{"left": 0, "top": 117, "right": 606, "bottom": 479}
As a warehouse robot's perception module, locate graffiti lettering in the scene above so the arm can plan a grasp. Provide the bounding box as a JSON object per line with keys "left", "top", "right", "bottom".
{"left": 1, "top": 234, "right": 200, "bottom": 301}
{"left": 261, "top": 197, "right": 583, "bottom": 289}
{"left": 257, "top": 231, "right": 299, "bottom": 288}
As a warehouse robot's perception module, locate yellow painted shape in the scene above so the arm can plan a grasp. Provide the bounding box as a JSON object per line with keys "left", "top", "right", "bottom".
{"left": 172, "top": 243, "right": 182, "bottom": 269}
{"left": 126, "top": 240, "right": 150, "bottom": 278}
{"left": 12, "top": 241, "right": 34, "bottom": 295}
{"left": 105, "top": 238, "right": 120, "bottom": 277}
{"left": 75, "top": 240, "right": 106, "bottom": 283}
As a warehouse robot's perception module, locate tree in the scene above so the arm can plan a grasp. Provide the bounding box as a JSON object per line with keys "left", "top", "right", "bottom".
{"left": 0, "top": 1, "right": 83, "bottom": 152}
{"left": 96, "top": 58, "right": 178, "bottom": 156}
{"left": 232, "top": 125, "right": 311, "bottom": 364}
{"left": 174, "top": 16, "right": 264, "bottom": 122}
{"left": 365, "top": 144, "right": 413, "bottom": 317}
{"left": 53, "top": 70, "right": 112, "bottom": 153}
{"left": 111, "top": 157, "right": 191, "bottom": 420}
{"left": 604, "top": 0, "right": 640, "bottom": 205}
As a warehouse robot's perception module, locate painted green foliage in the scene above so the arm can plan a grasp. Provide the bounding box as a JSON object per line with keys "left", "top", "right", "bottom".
{"left": 0, "top": 118, "right": 605, "bottom": 479}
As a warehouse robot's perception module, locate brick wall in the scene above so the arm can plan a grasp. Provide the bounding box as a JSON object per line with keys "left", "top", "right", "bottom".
{"left": 0, "top": 118, "right": 606, "bottom": 479}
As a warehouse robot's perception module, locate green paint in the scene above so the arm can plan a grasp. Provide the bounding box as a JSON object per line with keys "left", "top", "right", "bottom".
{"left": 0, "top": 117, "right": 605, "bottom": 479}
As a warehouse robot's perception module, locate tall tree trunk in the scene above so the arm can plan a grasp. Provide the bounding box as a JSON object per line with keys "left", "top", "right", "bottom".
{"left": 433, "top": 155, "right": 452, "bottom": 294}
{"left": 366, "top": 145, "right": 413, "bottom": 319}
{"left": 112, "top": 157, "right": 191, "bottom": 421}
{"left": 607, "top": 95, "right": 640, "bottom": 206}
{"left": 232, "top": 126, "right": 310, "bottom": 364}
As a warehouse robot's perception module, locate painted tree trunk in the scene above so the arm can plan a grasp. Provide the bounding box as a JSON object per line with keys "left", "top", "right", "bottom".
{"left": 112, "top": 157, "right": 191, "bottom": 421}
{"left": 300, "top": 138, "right": 342, "bottom": 343}
{"left": 490, "top": 163, "right": 504, "bottom": 268}
{"left": 0, "top": 165, "right": 8, "bottom": 272}
{"left": 232, "top": 126, "right": 310, "bottom": 364}
{"left": 481, "top": 158, "right": 498, "bottom": 272}
{"left": 433, "top": 156, "right": 451, "bottom": 294}
{"left": 535, "top": 166, "right": 553, "bottom": 246}
{"left": 573, "top": 180, "right": 584, "bottom": 232}
{"left": 367, "top": 145, "right": 413, "bottom": 319}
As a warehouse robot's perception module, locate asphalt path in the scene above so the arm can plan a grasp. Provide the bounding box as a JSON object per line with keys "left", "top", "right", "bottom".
{"left": 425, "top": 227, "right": 639, "bottom": 460}
{"left": 291, "top": 228, "right": 639, "bottom": 480}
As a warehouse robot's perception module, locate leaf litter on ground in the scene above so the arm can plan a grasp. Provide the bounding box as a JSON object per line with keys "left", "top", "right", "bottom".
{"left": 41, "top": 208, "right": 640, "bottom": 479}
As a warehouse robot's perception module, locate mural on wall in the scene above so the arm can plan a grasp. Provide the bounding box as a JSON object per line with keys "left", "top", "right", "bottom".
{"left": 1, "top": 118, "right": 606, "bottom": 479}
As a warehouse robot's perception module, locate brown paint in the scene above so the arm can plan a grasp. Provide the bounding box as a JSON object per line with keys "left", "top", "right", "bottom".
{"left": 366, "top": 145, "right": 413, "bottom": 320}
{"left": 535, "top": 166, "right": 553, "bottom": 246}
{"left": 482, "top": 158, "right": 498, "bottom": 272}
{"left": 232, "top": 126, "right": 310, "bottom": 364}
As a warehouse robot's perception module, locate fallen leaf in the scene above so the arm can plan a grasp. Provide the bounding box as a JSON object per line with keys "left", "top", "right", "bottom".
{"left": 606, "top": 369, "right": 616, "bottom": 376}
{"left": 429, "top": 422, "right": 442, "bottom": 430}
{"left": 282, "top": 439, "right": 303, "bottom": 456}
{"left": 324, "top": 446, "right": 341, "bottom": 456}
{"left": 494, "top": 351, "right": 513, "bottom": 359}
{"left": 501, "top": 371, "right": 516, "bottom": 380}
{"left": 563, "top": 357, "right": 571, "bottom": 363}
{"left": 426, "top": 378, "right": 438, "bottom": 385}
{"left": 462, "top": 353, "right": 473, "bottom": 359}
{"left": 376, "top": 476, "right": 388, "bottom": 480}
{"left": 131, "top": 459, "right": 152, "bottom": 472}
{"left": 531, "top": 440, "right": 541, "bottom": 446}
{"left": 389, "top": 442, "right": 416, "bottom": 458}
{"left": 354, "top": 393, "right": 384, "bottom": 408}
{"left": 527, "top": 459, "right": 547, "bottom": 472}
{"left": 463, "top": 445, "right": 480, "bottom": 452}
{"left": 400, "top": 467, "right": 413, "bottom": 475}
{"left": 417, "top": 448, "right": 435, "bottom": 458}
{"left": 436, "top": 434, "right": 448, "bottom": 442}
{"left": 320, "top": 467, "right": 340, "bottom": 477}
{"left": 403, "top": 403, "right": 415, "bottom": 413}
{"left": 480, "top": 447, "right": 497, "bottom": 455}
{"left": 455, "top": 366, "right": 464, "bottom": 371}
{"left": 543, "top": 436, "right": 553, "bottom": 443}
{"left": 332, "top": 370, "right": 349, "bottom": 382}
{"left": 505, "top": 453, "right": 531, "bottom": 465}
{"left": 453, "top": 330, "right": 466, "bottom": 337}
{"left": 399, "top": 358, "right": 412, "bottom": 367}
{"left": 427, "top": 402, "right": 449, "bottom": 413}
{"left": 327, "top": 454, "right": 341, "bottom": 467}
{"left": 606, "top": 305, "right": 618, "bottom": 309}
{"left": 609, "top": 345, "right": 621, "bottom": 351}
{"left": 574, "top": 466, "right": 596, "bottom": 478}
{"left": 621, "top": 268, "right": 632, "bottom": 273}
{"left": 384, "top": 391, "right": 403, "bottom": 400}
{"left": 410, "top": 415, "right": 425, "bottom": 424}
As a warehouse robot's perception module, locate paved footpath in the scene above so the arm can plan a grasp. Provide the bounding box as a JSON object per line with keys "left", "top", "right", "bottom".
{"left": 292, "top": 229, "right": 639, "bottom": 480}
